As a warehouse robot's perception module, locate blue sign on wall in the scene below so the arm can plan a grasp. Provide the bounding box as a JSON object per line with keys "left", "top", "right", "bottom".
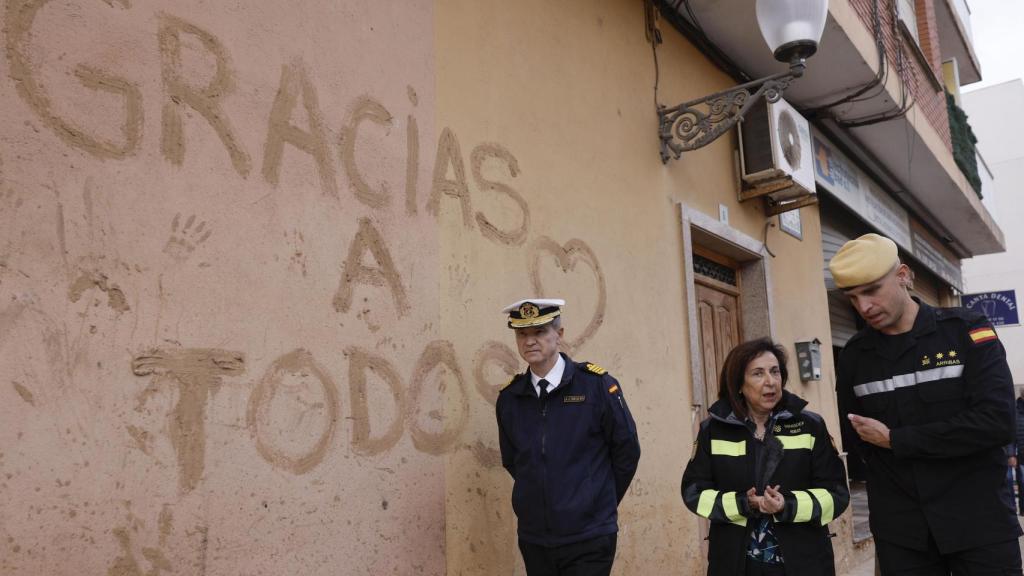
{"left": 960, "top": 290, "right": 1019, "bottom": 327}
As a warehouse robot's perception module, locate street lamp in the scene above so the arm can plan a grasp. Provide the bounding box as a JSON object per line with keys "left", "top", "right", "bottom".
{"left": 658, "top": 0, "right": 828, "bottom": 163}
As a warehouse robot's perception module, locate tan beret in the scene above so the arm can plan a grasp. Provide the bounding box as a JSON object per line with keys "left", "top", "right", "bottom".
{"left": 828, "top": 233, "right": 899, "bottom": 289}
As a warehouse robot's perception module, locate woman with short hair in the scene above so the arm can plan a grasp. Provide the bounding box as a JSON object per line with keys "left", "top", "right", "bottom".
{"left": 682, "top": 338, "right": 849, "bottom": 576}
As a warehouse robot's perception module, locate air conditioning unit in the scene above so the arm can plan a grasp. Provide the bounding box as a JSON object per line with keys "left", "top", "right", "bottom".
{"left": 738, "top": 97, "right": 817, "bottom": 212}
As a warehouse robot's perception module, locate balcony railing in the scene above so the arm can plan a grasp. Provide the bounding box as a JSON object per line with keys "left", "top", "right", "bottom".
{"left": 946, "top": 91, "right": 982, "bottom": 197}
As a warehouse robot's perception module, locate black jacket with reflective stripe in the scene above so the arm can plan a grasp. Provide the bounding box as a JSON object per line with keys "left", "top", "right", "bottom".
{"left": 496, "top": 354, "right": 641, "bottom": 547}
{"left": 836, "top": 301, "right": 1021, "bottom": 553}
{"left": 681, "top": 391, "right": 849, "bottom": 576}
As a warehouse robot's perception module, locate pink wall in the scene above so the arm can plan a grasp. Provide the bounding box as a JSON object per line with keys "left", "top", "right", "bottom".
{"left": 0, "top": 1, "right": 451, "bottom": 574}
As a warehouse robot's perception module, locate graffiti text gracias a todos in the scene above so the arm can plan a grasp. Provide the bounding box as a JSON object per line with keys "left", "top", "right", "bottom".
{"left": 5, "top": 4, "right": 610, "bottom": 489}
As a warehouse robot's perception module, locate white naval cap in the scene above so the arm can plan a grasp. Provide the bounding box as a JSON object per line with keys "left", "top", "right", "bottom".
{"left": 502, "top": 298, "right": 565, "bottom": 329}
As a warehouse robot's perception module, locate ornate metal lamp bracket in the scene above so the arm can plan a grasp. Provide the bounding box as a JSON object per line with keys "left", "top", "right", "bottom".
{"left": 658, "top": 61, "right": 805, "bottom": 163}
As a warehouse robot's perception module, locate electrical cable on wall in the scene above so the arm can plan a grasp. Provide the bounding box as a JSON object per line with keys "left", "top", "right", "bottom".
{"left": 837, "top": 0, "right": 917, "bottom": 127}
{"left": 655, "top": 0, "right": 751, "bottom": 85}
{"left": 805, "top": 0, "right": 888, "bottom": 115}
{"left": 650, "top": 1, "right": 663, "bottom": 112}
{"left": 763, "top": 220, "right": 777, "bottom": 258}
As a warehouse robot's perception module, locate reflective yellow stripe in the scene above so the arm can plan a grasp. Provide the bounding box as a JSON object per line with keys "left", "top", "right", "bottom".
{"left": 710, "top": 439, "right": 746, "bottom": 457}
{"left": 696, "top": 489, "right": 719, "bottom": 518}
{"left": 722, "top": 491, "right": 747, "bottom": 526}
{"left": 778, "top": 434, "right": 815, "bottom": 450}
{"left": 793, "top": 490, "right": 813, "bottom": 523}
{"left": 809, "top": 488, "right": 835, "bottom": 525}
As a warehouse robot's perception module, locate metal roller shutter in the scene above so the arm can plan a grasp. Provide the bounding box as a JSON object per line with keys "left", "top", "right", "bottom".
{"left": 821, "top": 218, "right": 862, "bottom": 347}
{"left": 828, "top": 290, "right": 859, "bottom": 347}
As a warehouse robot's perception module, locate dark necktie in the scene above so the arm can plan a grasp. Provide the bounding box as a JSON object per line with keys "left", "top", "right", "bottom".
{"left": 538, "top": 378, "right": 550, "bottom": 402}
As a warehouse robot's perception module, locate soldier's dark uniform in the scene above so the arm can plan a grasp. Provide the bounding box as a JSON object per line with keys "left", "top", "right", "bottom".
{"left": 837, "top": 299, "right": 1023, "bottom": 572}
{"left": 496, "top": 354, "right": 641, "bottom": 566}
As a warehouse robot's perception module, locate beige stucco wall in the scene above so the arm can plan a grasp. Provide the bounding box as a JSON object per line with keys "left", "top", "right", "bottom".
{"left": 436, "top": 1, "right": 850, "bottom": 574}
{"left": 435, "top": 1, "right": 741, "bottom": 573}
{"left": 0, "top": 0, "right": 850, "bottom": 574}
{"left": 2, "top": 1, "right": 445, "bottom": 574}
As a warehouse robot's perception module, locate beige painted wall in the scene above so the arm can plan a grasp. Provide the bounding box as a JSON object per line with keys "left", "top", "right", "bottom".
{"left": 1, "top": 1, "right": 445, "bottom": 574}
{"left": 436, "top": 1, "right": 850, "bottom": 574}
{"left": 0, "top": 0, "right": 850, "bottom": 574}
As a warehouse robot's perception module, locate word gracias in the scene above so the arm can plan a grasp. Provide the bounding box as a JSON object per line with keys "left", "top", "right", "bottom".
{"left": 7, "top": 4, "right": 529, "bottom": 245}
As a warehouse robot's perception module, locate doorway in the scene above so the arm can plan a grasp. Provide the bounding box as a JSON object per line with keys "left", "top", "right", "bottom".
{"left": 694, "top": 247, "right": 742, "bottom": 416}
{"left": 680, "top": 204, "right": 774, "bottom": 567}
{"left": 680, "top": 205, "right": 774, "bottom": 416}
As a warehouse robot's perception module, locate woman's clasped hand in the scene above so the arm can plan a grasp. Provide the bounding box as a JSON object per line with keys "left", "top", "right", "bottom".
{"left": 745, "top": 485, "right": 784, "bottom": 515}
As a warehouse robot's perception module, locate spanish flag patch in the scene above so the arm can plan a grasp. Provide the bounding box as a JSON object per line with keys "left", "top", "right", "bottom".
{"left": 969, "top": 327, "right": 998, "bottom": 344}
{"left": 608, "top": 384, "right": 619, "bottom": 394}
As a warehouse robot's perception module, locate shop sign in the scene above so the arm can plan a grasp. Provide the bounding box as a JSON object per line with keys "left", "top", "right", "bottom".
{"left": 960, "top": 290, "right": 1019, "bottom": 327}
{"left": 911, "top": 232, "right": 963, "bottom": 291}
{"left": 812, "top": 130, "right": 912, "bottom": 251}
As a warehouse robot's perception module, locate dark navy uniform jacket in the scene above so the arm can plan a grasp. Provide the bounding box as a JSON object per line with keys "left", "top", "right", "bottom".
{"left": 836, "top": 300, "right": 1022, "bottom": 553}
{"left": 496, "top": 354, "right": 641, "bottom": 547}
{"left": 682, "top": 391, "right": 849, "bottom": 576}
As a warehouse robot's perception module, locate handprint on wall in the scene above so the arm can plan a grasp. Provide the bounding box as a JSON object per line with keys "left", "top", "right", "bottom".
{"left": 163, "top": 213, "right": 212, "bottom": 262}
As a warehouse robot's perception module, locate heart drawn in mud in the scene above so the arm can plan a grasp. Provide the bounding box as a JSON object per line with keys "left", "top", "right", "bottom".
{"left": 529, "top": 236, "right": 607, "bottom": 355}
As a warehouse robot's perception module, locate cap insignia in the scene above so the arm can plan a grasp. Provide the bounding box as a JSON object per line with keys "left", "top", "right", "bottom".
{"left": 519, "top": 302, "right": 540, "bottom": 319}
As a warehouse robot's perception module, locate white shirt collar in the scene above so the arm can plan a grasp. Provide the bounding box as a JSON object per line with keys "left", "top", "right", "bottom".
{"left": 530, "top": 354, "right": 566, "bottom": 396}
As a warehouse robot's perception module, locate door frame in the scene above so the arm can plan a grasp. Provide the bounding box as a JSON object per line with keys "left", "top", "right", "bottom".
{"left": 680, "top": 204, "right": 776, "bottom": 415}
{"left": 681, "top": 203, "right": 776, "bottom": 566}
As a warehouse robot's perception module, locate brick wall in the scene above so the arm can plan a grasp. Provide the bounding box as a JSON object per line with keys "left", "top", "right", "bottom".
{"left": 848, "top": 0, "right": 952, "bottom": 151}
{"left": 915, "top": 0, "right": 943, "bottom": 75}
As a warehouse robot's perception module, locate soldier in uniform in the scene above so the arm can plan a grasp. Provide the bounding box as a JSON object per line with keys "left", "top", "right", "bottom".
{"left": 495, "top": 298, "right": 641, "bottom": 576}
{"left": 830, "top": 233, "right": 1023, "bottom": 575}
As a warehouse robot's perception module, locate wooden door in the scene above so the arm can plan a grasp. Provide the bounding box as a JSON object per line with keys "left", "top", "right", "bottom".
{"left": 696, "top": 282, "right": 741, "bottom": 410}
{"left": 691, "top": 247, "right": 743, "bottom": 563}
{"left": 693, "top": 246, "right": 742, "bottom": 414}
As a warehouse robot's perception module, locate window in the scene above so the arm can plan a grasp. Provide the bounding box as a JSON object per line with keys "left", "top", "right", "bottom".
{"left": 897, "top": 0, "right": 920, "bottom": 45}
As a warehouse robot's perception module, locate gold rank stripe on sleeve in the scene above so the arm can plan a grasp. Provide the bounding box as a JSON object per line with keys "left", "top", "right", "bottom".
{"left": 969, "top": 327, "right": 998, "bottom": 344}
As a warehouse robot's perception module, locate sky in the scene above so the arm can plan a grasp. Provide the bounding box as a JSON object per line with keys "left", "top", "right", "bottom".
{"left": 964, "top": 0, "right": 1024, "bottom": 91}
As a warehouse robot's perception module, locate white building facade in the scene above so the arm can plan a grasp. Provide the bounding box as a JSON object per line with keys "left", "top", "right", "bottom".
{"left": 962, "top": 80, "right": 1024, "bottom": 385}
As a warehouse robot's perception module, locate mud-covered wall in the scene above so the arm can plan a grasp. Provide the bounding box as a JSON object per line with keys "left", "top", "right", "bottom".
{"left": 1, "top": 1, "right": 450, "bottom": 573}
{"left": 1, "top": 0, "right": 849, "bottom": 574}
{"left": 434, "top": 1, "right": 849, "bottom": 573}
{"left": 435, "top": 0, "right": 781, "bottom": 574}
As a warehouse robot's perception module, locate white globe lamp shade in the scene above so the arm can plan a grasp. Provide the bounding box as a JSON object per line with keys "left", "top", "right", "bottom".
{"left": 756, "top": 0, "right": 829, "bottom": 64}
